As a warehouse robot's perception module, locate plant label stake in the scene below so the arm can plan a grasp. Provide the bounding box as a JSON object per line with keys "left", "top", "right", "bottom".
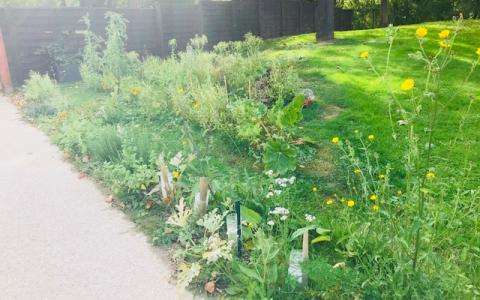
{"left": 193, "top": 177, "right": 209, "bottom": 217}
{"left": 159, "top": 164, "right": 172, "bottom": 204}
{"left": 288, "top": 231, "right": 309, "bottom": 284}
{"left": 235, "top": 200, "right": 242, "bottom": 257}
{"left": 226, "top": 213, "right": 237, "bottom": 246}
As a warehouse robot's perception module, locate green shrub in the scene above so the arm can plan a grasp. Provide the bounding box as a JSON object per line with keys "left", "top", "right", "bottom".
{"left": 23, "top": 72, "right": 60, "bottom": 104}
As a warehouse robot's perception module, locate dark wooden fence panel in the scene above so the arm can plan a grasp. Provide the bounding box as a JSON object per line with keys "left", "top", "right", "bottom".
{"left": 231, "top": 0, "right": 259, "bottom": 40}
{"left": 259, "top": 0, "right": 282, "bottom": 38}
{"left": 0, "top": 0, "right": 343, "bottom": 86}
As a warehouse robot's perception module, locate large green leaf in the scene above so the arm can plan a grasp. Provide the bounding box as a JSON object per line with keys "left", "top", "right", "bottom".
{"left": 263, "top": 139, "right": 298, "bottom": 174}
{"left": 241, "top": 206, "right": 262, "bottom": 225}
{"left": 278, "top": 94, "right": 304, "bottom": 127}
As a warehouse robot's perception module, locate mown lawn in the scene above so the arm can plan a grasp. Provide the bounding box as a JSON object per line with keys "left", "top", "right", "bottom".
{"left": 266, "top": 20, "right": 480, "bottom": 185}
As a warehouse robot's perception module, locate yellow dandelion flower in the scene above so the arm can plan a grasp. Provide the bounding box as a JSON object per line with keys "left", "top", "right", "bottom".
{"left": 140, "top": 184, "right": 147, "bottom": 190}
{"left": 368, "top": 134, "right": 375, "bottom": 141}
{"left": 439, "top": 29, "right": 450, "bottom": 39}
{"left": 416, "top": 27, "right": 428, "bottom": 39}
{"left": 369, "top": 194, "right": 378, "bottom": 201}
{"left": 172, "top": 171, "right": 181, "bottom": 179}
{"left": 193, "top": 100, "right": 201, "bottom": 110}
{"left": 372, "top": 205, "right": 380, "bottom": 212}
{"left": 476, "top": 48, "right": 480, "bottom": 56}
{"left": 347, "top": 200, "right": 355, "bottom": 207}
{"left": 312, "top": 186, "right": 318, "bottom": 192}
{"left": 354, "top": 168, "right": 361, "bottom": 175}
{"left": 360, "top": 51, "right": 369, "bottom": 59}
{"left": 379, "top": 174, "right": 386, "bottom": 180}
{"left": 426, "top": 171, "right": 436, "bottom": 180}
{"left": 401, "top": 79, "right": 415, "bottom": 91}
{"left": 326, "top": 198, "right": 334, "bottom": 205}
{"left": 129, "top": 87, "right": 142, "bottom": 96}
{"left": 331, "top": 136, "right": 340, "bottom": 145}
{"left": 397, "top": 190, "right": 402, "bottom": 196}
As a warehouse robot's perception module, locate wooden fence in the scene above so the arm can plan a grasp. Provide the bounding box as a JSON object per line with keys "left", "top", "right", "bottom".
{"left": 0, "top": 0, "right": 351, "bottom": 86}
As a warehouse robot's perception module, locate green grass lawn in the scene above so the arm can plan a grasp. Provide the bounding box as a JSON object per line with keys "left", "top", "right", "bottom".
{"left": 25, "top": 19, "right": 480, "bottom": 298}
{"left": 266, "top": 20, "right": 480, "bottom": 185}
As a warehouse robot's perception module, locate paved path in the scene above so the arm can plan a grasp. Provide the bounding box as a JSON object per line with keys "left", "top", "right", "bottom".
{"left": 0, "top": 98, "right": 190, "bottom": 300}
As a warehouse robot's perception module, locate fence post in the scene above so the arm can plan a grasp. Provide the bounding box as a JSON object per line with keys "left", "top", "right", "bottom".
{"left": 154, "top": 4, "right": 166, "bottom": 57}
{"left": 315, "top": 0, "right": 335, "bottom": 42}
{"left": 0, "top": 26, "right": 13, "bottom": 94}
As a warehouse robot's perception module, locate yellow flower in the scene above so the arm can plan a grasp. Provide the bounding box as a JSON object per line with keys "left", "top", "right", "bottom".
{"left": 312, "top": 186, "right": 318, "bottom": 192}
{"left": 331, "top": 136, "right": 340, "bottom": 145}
{"left": 129, "top": 87, "right": 142, "bottom": 96}
{"left": 369, "top": 194, "right": 378, "bottom": 201}
{"left": 140, "top": 184, "right": 147, "bottom": 190}
{"left": 400, "top": 78, "right": 415, "bottom": 91}
{"left": 416, "top": 27, "right": 428, "bottom": 39}
{"left": 346, "top": 200, "right": 355, "bottom": 207}
{"left": 372, "top": 205, "right": 380, "bottom": 212}
{"left": 368, "top": 134, "right": 375, "bottom": 141}
{"left": 326, "top": 198, "right": 334, "bottom": 205}
{"left": 476, "top": 48, "right": 480, "bottom": 56}
{"left": 440, "top": 40, "right": 451, "bottom": 49}
{"left": 379, "top": 174, "right": 386, "bottom": 180}
{"left": 439, "top": 29, "right": 450, "bottom": 39}
{"left": 397, "top": 190, "right": 402, "bottom": 196}
{"left": 360, "top": 51, "right": 369, "bottom": 59}
{"left": 172, "top": 171, "right": 181, "bottom": 179}
{"left": 426, "top": 171, "right": 436, "bottom": 180}
{"left": 354, "top": 168, "right": 361, "bottom": 175}
{"left": 193, "top": 100, "right": 201, "bottom": 110}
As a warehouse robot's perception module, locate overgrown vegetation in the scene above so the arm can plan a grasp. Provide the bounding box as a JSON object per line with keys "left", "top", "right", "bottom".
{"left": 21, "top": 12, "right": 480, "bottom": 298}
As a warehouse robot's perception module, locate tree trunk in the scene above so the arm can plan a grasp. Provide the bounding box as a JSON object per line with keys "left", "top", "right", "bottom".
{"left": 315, "top": 0, "right": 334, "bottom": 42}
{"left": 381, "top": 0, "right": 389, "bottom": 27}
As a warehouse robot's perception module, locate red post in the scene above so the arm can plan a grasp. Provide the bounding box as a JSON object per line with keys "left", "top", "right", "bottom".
{"left": 0, "top": 27, "right": 13, "bottom": 94}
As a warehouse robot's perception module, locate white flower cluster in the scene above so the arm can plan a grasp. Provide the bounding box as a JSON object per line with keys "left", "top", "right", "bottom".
{"left": 275, "top": 176, "right": 296, "bottom": 187}
{"left": 305, "top": 214, "right": 316, "bottom": 222}
{"left": 269, "top": 206, "right": 290, "bottom": 221}
{"left": 267, "top": 220, "right": 275, "bottom": 226}
{"left": 265, "top": 176, "right": 296, "bottom": 198}
{"left": 266, "top": 189, "right": 283, "bottom": 198}
{"left": 264, "top": 169, "right": 275, "bottom": 177}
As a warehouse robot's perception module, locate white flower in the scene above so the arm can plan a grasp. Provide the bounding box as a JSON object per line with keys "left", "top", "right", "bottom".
{"left": 280, "top": 215, "right": 288, "bottom": 221}
{"left": 265, "top": 170, "right": 274, "bottom": 177}
{"left": 305, "top": 214, "right": 316, "bottom": 222}
{"left": 269, "top": 206, "right": 290, "bottom": 216}
{"left": 289, "top": 176, "right": 296, "bottom": 184}
{"left": 267, "top": 220, "right": 275, "bottom": 226}
{"left": 266, "top": 191, "right": 274, "bottom": 198}
{"left": 274, "top": 190, "right": 282, "bottom": 195}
